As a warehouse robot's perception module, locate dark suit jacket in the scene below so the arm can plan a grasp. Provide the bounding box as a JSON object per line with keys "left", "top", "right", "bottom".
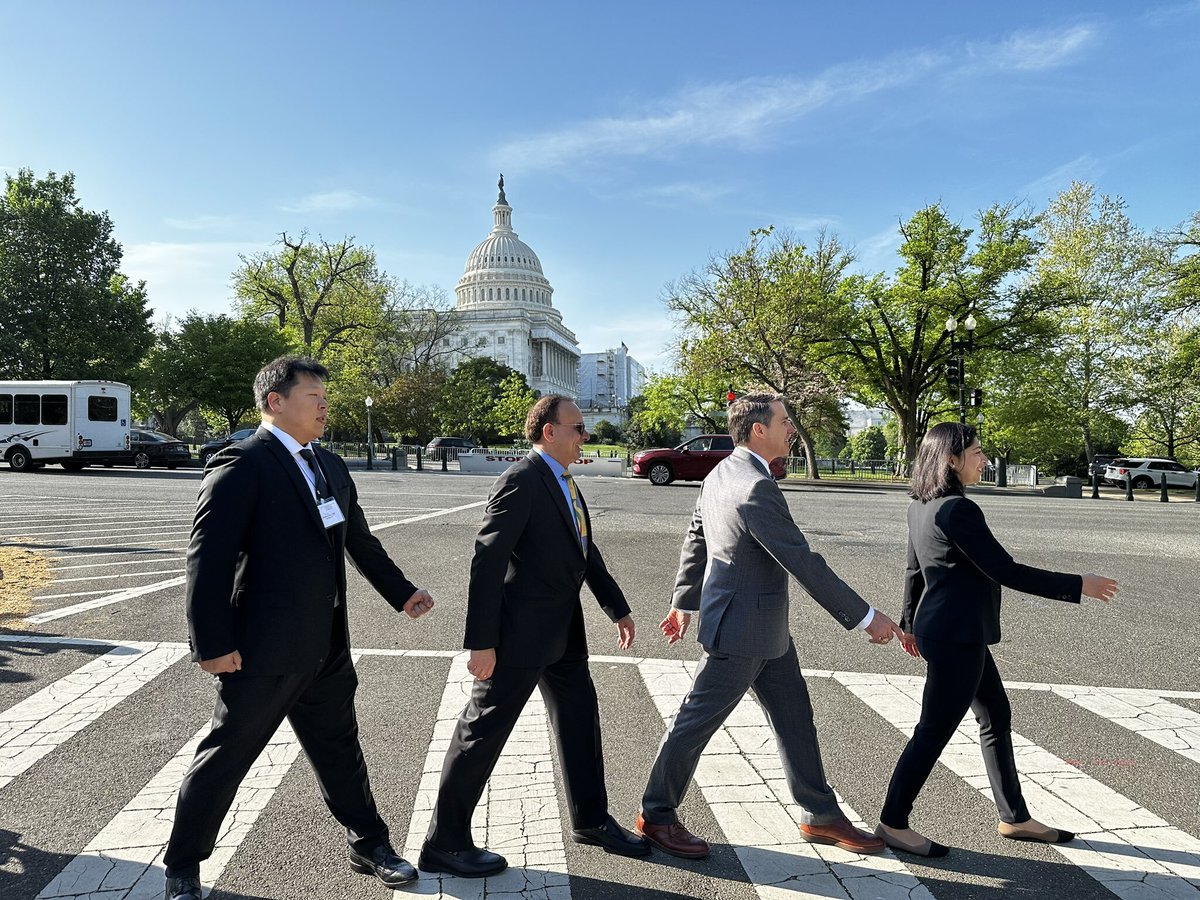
{"left": 185, "top": 427, "right": 418, "bottom": 675}
{"left": 902, "top": 494, "right": 1082, "bottom": 645}
{"left": 463, "top": 451, "right": 631, "bottom": 668}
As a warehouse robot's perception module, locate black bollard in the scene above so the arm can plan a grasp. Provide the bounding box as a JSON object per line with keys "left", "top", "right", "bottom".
{"left": 1161, "top": 472, "right": 1169, "bottom": 502}
{"left": 391, "top": 447, "right": 398, "bottom": 471}
{"left": 416, "top": 447, "right": 423, "bottom": 471}
{"left": 441, "top": 450, "right": 448, "bottom": 472}
{"left": 1125, "top": 475, "right": 1134, "bottom": 501}
{"left": 1195, "top": 474, "right": 1200, "bottom": 502}
{"left": 996, "top": 458, "right": 1007, "bottom": 488}
{"left": 1092, "top": 472, "right": 1100, "bottom": 499}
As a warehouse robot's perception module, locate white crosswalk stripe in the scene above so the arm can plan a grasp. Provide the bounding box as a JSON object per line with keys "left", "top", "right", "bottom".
{"left": 0, "top": 642, "right": 189, "bottom": 789}
{"left": 838, "top": 672, "right": 1200, "bottom": 900}
{"left": 3, "top": 636, "right": 1200, "bottom": 900}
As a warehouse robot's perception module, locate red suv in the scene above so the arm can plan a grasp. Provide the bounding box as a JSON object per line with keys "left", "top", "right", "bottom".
{"left": 632, "top": 434, "right": 786, "bottom": 485}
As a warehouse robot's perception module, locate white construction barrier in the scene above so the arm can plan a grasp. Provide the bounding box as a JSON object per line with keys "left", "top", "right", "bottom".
{"left": 458, "top": 451, "right": 626, "bottom": 477}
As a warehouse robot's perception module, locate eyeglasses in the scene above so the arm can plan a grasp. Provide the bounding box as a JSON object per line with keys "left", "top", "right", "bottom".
{"left": 557, "top": 422, "right": 587, "bottom": 434}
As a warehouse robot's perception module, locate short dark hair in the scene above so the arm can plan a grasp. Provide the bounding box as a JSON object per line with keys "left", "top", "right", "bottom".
{"left": 525, "top": 394, "right": 571, "bottom": 443}
{"left": 909, "top": 422, "right": 978, "bottom": 502}
{"left": 728, "top": 392, "right": 785, "bottom": 445}
{"left": 254, "top": 356, "right": 329, "bottom": 411}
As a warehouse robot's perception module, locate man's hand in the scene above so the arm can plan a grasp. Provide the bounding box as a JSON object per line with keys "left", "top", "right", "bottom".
{"left": 403, "top": 588, "right": 435, "bottom": 618}
{"left": 660, "top": 608, "right": 692, "bottom": 645}
{"left": 899, "top": 631, "right": 920, "bottom": 658}
{"left": 468, "top": 648, "right": 496, "bottom": 680}
{"left": 615, "top": 615, "right": 635, "bottom": 649}
{"left": 199, "top": 650, "right": 242, "bottom": 674}
{"left": 865, "top": 610, "right": 903, "bottom": 646}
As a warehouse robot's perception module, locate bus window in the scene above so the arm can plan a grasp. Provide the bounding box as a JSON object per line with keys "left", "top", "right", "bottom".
{"left": 0, "top": 394, "right": 11, "bottom": 425}
{"left": 14, "top": 394, "right": 39, "bottom": 425}
{"left": 42, "top": 394, "right": 68, "bottom": 425}
{"left": 88, "top": 395, "right": 118, "bottom": 422}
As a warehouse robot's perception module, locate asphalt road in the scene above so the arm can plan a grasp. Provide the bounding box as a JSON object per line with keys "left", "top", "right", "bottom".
{"left": 2, "top": 466, "right": 1198, "bottom": 900}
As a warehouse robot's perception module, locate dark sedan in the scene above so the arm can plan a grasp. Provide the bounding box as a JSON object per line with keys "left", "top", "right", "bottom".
{"left": 199, "top": 427, "right": 257, "bottom": 465}
{"left": 130, "top": 428, "right": 192, "bottom": 470}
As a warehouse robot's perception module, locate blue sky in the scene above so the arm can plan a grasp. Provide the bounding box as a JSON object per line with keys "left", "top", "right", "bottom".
{"left": 3, "top": 1, "right": 1198, "bottom": 369}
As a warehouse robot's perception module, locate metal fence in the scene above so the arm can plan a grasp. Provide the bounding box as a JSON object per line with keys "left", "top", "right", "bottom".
{"left": 777, "top": 457, "right": 907, "bottom": 481}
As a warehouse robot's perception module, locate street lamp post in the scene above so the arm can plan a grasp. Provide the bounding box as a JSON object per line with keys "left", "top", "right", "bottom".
{"left": 945, "top": 310, "right": 978, "bottom": 425}
{"left": 365, "top": 396, "right": 374, "bottom": 471}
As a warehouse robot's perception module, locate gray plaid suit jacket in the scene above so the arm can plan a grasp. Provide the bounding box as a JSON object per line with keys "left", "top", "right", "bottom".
{"left": 672, "top": 446, "right": 870, "bottom": 659}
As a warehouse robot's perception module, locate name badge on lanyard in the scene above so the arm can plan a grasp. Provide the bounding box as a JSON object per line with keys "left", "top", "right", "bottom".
{"left": 318, "top": 497, "right": 346, "bottom": 529}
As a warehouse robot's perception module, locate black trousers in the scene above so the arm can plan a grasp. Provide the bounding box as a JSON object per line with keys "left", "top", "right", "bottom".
{"left": 163, "top": 623, "right": 387, "bottom": 878}
{"left": 426, "top": 655, "right": 608, "bottom": 850}
{"left": 880, "top": 636, "right": 1030, "bottom": 829}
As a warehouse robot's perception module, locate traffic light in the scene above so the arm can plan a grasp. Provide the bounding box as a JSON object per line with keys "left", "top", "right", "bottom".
{"left": 971, "top": 388, "right": 984, "bottom": 408}
{"left": 945, "top": 362, "right": 961, "bottom": 389}
{"left": 726, "top": 387, "right": 736, "bottom": 404}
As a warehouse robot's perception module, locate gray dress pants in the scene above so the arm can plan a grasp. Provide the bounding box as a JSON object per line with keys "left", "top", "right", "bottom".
{"left": 641, "top": 638, "right": 843, "bottom": 826}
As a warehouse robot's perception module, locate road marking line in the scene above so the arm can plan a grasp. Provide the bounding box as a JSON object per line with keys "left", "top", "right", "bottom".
{"left": 52, "top": 544, "right": 188, "bottom": 562}
{"left": 50, "top": 568, "right": 184, "bottom": 585}
{"left": 402, "top": 652, "right": 571, "bottom": 899}
{"left": 639, "top": 659, "right": 931, "bottom": 900}
{"left": 52, "top": 555, "right": 185, "bottom": 572}
{"left": 369, "top": 500, "right": 488, "bottom": 532}
{"left": 1054, "top": 685, "right": 1200, "bottom": 766}
{"left": 28, "top": 577, "right": 187, "bottom": 624}
{"left": 34, "top": 720, "right": 300, "bottom": 899}
{"left": 0, "top": 644, "right": 188, "bottom": 789}
{"left": 838, "top": 672, "right": 1200, "bottom": 900}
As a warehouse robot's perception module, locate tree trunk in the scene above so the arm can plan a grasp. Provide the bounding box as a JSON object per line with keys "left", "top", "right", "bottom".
{"left": 793, "top": 420, "right": 820, "bottom": 480}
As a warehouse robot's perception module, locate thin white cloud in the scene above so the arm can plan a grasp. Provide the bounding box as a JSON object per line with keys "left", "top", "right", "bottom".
{"left": 497, "top": 51, "right": 944, "bottom": 171}
{"left": 1143, "top": 1, "right": 1200, "bottom": 25}
{"left": 281, "top": 189, "right": 379, "bottom": 214}
{"left": 123, "top": 240, "right": 260, "bottom": 319}
{"left": 163, "top": 214, "right": 239, "bottom": 231}
{"left": 850, "top": 225, "right": 904, "bottom": 276}
{"left": 632, "top": 182, "right": 736, "bottom": 206}
{"left": 1019, "top": 154, "right": 1105, "bottom": 202}
{"left": 969, "top": 24, "right": 1098, "bottom": 71}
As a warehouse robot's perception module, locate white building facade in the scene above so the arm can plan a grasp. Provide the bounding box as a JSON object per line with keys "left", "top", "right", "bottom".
{"left": 446, "top": 178, "right": 580, "bottom": 397}
{"left": 577, "top": 343, "right": 645, "bottom": 427}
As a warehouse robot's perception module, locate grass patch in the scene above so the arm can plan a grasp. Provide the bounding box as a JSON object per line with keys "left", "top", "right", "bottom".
{"left": 0, "top": 543, "right": 53, "bottom": 629}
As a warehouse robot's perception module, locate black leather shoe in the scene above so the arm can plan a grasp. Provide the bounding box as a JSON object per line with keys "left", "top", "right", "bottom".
{"left": 572, "top": 814, "right": 653, "bottom": 857}
{"left": 164, "top": 875, "right": 202, "bottom": 900}
{"left": 418, "top": 841, "right": 507, "bottom": 878}
{"left": 348, "top": 843, "right": 418, "bottom": 888}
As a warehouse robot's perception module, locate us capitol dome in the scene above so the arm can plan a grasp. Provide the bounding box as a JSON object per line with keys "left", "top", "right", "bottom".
{"left": 450, "top": 175, "right": 580, "bottom": 397}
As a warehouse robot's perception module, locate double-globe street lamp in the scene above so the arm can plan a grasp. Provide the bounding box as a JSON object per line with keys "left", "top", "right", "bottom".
{"left": 945, "top": 310, "right": 983, "bottom": 427}
{"left": 365, "top": 395, "right": 374, "bottom": 471}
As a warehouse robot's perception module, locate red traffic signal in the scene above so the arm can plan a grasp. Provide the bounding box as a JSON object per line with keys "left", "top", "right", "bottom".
{"left": 726, "top": 389, "right": 736, "bottom": 403}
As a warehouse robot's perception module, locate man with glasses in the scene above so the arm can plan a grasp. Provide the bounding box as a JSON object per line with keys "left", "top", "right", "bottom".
{"left": 634, "top": 393, "right": 903, "bottom": 859}
{"left": 420, "top": 395, "right": 650, "bottom": 877}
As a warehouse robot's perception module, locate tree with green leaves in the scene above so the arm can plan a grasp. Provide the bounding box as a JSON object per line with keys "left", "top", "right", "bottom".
{"left": 830, "top": 202, "right": 1052, "bottom": 472}
{"left": 0, "top": 169, "right": 152, "bottom": 379}
{"left": 234, "top": 231, "right": 389, "bottom": 360}
{"left": 1154, "top": 210, "right": 1200, "bottom": 315}
{"left": 1023, "top": 182, "right": 1159, "bottom": 467}
{"left": 624, "top": 394, "right": 682, "bottom": 450}
{"left": 177, "top": 313, "right": 292, "bottom": 432}
{"left": 666, "top": 228, "right": 848, "bottom": 475}
{"left": 132, "top": 327, "right": 200, "bottom": 437}
{"left": 436, "top": 356, "right": 530, "bottom": 445}
{"left": 1121, "top": 324, "right": 1200, "bottom": 464}
{"left": 375, "top": 365, "right": 448, "bottom": 444}
{"left": 848, "top": 425, "right": 888, "bottom": 461}
{"left": 589, "top": 419, "right": 622, "bottom": 444}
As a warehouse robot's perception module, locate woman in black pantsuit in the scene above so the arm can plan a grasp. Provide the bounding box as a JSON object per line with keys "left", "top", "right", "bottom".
{"left": 875, "top": 423, "right": 1118, "bottom": 857}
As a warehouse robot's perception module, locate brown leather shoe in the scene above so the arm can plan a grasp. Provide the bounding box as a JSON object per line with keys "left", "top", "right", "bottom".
{"left": 800, "top": 819, "right": 886, "bottom": 854}
{"left": 635, "top": 813, "right": 709, "bottom": 859}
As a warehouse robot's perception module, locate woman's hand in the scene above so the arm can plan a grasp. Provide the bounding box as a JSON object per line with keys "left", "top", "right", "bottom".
{"left": 1081, "top": 573, "right": 1118, "bottom": 602}
{"left": 899, "top": 631, "right": 920, "bottom": 658}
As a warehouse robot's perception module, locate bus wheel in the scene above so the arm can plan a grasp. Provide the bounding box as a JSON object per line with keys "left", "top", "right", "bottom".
{"left": 8, "top": 448, "right": 32, "bottom": 472}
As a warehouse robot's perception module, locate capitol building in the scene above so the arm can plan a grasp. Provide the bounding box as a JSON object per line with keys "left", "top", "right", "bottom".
{"left": 445, "top": 177, "right": 581, "bottom": 397}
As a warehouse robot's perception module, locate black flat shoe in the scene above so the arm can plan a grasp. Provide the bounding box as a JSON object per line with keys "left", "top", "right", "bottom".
{"left": 998, "top": 822, "right": 1075, "bottom": 844}
{"left": 164, "top": 875, "right": 202, "bottom": 900}
{"left": 571, "top": 814, "right": 653, "bottom": 857}
{"left": 418, "top": 842, "right": 507, "bottom": 878}
{"left": 348, "top": 843, "right": 418, "bottom": 887}
{"left": 874, "top": 824, "right": 950, "bottom": 858}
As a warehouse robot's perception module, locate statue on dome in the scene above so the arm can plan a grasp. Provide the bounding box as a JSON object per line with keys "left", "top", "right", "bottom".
{"left": 497, "top": 173, "right": 506, "bottom": 204}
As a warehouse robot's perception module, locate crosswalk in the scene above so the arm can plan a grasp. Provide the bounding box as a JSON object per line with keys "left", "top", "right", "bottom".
{"left": 2, "top": 634, "right": 1200, "bottom": 900}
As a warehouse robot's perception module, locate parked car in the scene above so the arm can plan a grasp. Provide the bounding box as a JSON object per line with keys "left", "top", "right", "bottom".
{"left": 632, "top": 434, "right": 786, "bottom": 485}
{"left": 199, "top": 427, "right": 257, "bottom": 465}
{"left": 1103, "top": 457, "right": 1198, "bottom": 490}
{"left": 129, "top": 428, "right": 191, "bottom": 470}
{"left": 425, "top": 436, "right": 477, "bottom": 458}
{"left": 1089, "top": 454, "right": 1119, "bottom": 479}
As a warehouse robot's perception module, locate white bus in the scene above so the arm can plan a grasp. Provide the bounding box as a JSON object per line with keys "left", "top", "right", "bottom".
{"left": 0, "top": 380, "right": 132, "bottom": 472}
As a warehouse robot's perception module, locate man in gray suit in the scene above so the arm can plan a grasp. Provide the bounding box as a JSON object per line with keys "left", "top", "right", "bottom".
{"left": 635, "top": 393, "right": 902, "bottom": 859}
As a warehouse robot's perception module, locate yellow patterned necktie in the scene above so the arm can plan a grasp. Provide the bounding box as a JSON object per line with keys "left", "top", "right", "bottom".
{"left": 561, "top": 473, "right": 589, "bottom": 546}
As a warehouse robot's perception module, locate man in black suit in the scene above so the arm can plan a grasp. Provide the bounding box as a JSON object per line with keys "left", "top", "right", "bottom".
{"left": 163, "top": 356, "right": 435, "bottom": 900}
{"left": 419, "top": 395, "right": 650, "bottom": 877}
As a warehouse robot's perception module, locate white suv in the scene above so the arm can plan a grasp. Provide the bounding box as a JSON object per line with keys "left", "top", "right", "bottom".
{"left": 1103, "top": 457, "right": 1198, "bottom": 490}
